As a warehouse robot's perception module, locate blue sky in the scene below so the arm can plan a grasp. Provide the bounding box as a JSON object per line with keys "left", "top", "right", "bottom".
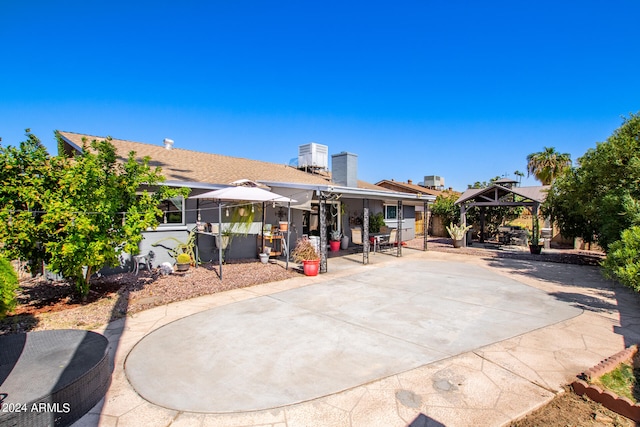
{"left": 1, "top": 1, "right": 638, "bottom": 190}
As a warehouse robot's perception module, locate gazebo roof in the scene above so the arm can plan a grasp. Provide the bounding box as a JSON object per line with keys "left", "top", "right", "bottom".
{"left": 456, "top": 184, "right": 550, "bottom": 206}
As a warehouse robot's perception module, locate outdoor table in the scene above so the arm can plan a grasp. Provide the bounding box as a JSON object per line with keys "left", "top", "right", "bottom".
{"left": 369, "top": 232, "right": 390, "bottom": 253}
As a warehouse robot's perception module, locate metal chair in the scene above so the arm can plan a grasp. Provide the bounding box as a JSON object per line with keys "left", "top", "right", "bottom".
{"left": 380, "top": 229, "right": 397, "bottom": 252}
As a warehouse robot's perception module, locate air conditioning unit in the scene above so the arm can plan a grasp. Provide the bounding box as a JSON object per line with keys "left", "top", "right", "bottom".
{"left": 298, "top": 142, "right": 328, "bottom": 170}
{"left": 424, "top": 175, "right": 445, "bottom": 188}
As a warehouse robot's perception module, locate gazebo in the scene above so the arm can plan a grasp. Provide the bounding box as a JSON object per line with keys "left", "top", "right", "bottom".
{"left": 455, "top": 178, "right": 550, "bottom": 247}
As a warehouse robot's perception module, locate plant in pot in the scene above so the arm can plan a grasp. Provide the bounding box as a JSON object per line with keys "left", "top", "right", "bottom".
{"left": 528, "top": 217, "right": 542, "bottom": 254}
{"left": 291, "top": 238, "right": 320, "bottom": 276}
{"left": 175, "top": 253, "right": 192, "bottom": 272}
{"left": 329, "top": 230, "right": 341, "bottom": 252}
{"left": 446, "top": 223, "right": 472, "bottom": 248}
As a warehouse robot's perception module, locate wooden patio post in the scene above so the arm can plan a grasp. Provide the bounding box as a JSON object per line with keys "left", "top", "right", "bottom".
{"left": 460, "top": 204, "right": 467, "bottom": 248}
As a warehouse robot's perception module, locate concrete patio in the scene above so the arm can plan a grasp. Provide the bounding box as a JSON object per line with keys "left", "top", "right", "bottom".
{"left": 73, "top": 248, "right": 640, "bottom": 427}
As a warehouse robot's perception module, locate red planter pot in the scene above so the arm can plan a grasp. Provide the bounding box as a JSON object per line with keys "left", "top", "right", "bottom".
{"left": 302, "top": 259, "right": 320, "bottom": 276}
{"left": 329, "top": 240, "right": 341, "bottom": 252}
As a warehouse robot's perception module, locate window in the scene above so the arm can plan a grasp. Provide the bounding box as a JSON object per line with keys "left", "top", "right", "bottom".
{"left": 158, "top": 196, "right": 185, "bottom": 225}
{"left": 384, "top": 205, "right": 397, "bottom": 220}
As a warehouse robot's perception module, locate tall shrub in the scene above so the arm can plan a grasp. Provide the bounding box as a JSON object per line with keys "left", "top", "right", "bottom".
{"left": 0, "top": 257, "right": 19, "bottom": 319}
{"left": 603, "top": 226, "right": 640, "bottom": 291}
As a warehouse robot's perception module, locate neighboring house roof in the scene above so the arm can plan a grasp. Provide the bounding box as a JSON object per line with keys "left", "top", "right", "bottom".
{"left": 375, "top": 179, "right": 455, "bottom": 197}
{"left": 456, "top": 184, "right": 550, "bottom": 206}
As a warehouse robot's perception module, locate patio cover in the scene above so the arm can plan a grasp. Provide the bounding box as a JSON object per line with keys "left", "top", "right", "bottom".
{"left": 190, "top": 187, "right": 297, "bottom": 277}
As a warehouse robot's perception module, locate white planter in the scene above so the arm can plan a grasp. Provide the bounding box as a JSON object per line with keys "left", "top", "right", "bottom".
{"left": 259, "top": 253, "right": 269, "bottom": 264}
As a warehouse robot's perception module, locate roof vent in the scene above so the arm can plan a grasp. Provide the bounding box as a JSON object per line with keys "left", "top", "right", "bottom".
{"left": 163, "top": 138, "right": 174, "bottom": 150}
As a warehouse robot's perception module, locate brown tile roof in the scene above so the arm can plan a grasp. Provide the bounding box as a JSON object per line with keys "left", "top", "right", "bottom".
{"left": 58, "top": 131, "right": 334, "bottom": 186}
{"left": 375, "top": 179, "right": 456, "bottom": 197}
{"left": 57, "top": 131, "right": 388, "bottom": 190}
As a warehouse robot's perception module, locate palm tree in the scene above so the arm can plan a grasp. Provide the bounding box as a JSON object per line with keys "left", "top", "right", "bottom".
{"left": 513, "top": 170, "right": 525, "bottom": 186}
{"left": 526, "top": 147, "right": 572, "bottom": 185}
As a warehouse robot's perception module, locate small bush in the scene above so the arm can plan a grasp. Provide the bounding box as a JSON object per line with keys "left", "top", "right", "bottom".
{"left": 0, "top": 257, "right": 19, "bottom": 319}
{"left": 603, "top": 226, "right": 640, "bottom": 291}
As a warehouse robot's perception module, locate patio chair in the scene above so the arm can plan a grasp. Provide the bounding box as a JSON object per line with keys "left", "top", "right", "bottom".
{"left": 351, "top": 228, "right": 364, "bottom": 252}
{"left": 380, "top": 229, "right": 397, "bottom": 252}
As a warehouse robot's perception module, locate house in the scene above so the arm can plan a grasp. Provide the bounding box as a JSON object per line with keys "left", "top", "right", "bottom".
{"left": 57, "top": 132, "right": 435, "bottom": 272}
{"left": 375, "top": 179, "right": 459, "bottom": 236}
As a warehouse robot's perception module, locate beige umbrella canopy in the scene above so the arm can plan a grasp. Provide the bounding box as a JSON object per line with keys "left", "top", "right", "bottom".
{"left": 190, "top": 186, "right": 296, "bottom": 277}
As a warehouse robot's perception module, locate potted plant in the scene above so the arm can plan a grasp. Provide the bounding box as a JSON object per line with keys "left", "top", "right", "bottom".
{"left": 446, "top": 223, "right": 472, "bottom": 248}
{"left": 175, "top": 253, "right": 192, "bottom": 272}
{"left": 528, "top": 217, "right": 542, "bottom": 254}
{"left": 329, "top": 230, "right": 341, "bottom": 251}
{"left": 291, "top": 238, "right": 320, "bottom": 276}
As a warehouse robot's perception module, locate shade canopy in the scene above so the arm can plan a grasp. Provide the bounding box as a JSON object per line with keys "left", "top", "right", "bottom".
{"left": 190, "top": 186, "right": 296, "bottom": 203}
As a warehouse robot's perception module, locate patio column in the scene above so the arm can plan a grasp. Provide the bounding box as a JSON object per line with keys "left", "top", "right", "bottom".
{"left": 286, "top": 202, "right": 291, "bottom": 270}
{"left": 423, "top": 201, "right": 429, "bottom": 251}
{"left": 363, "top": 200, "right": 370, "bottom": 265}
{"left": 319, "top": 196, "right": 328, "bottom": 273}
{"left": 460, "top": 204, "right": 467, "bottom": 248}
{"left": 217, "top": 202, "right": 223, "bottom": 280}
{"left": 397, "top": 200, "right": 403, "bottom": 257}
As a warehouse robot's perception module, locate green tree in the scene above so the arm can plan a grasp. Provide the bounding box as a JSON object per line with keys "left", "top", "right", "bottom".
{"left": 430, "top": 193, "right": 460, "bottom": 227}
{"left": 0, "top": 131, "right": 189, "bottom": 297}
{"left": 0, "top": 131, "right": 54, "bottom": 273}
{"left": 543, "top": 113, "right": 640, "bottom": 251}
{"left": 526, "top": 147, "right": 572, "bottom": 185}
{"left": 0, "top": 256, "right": 19, "bottom": 319}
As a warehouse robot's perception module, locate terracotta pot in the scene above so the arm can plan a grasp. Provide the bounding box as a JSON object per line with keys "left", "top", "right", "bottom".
{"left": 279, "top": 221, "right": 288, "bottom": 231}
{"left": 302, "top": 259, "right": 320, "bottom": 276}
{"left": 329, "top": 240, "right": 341, "bottom": 251}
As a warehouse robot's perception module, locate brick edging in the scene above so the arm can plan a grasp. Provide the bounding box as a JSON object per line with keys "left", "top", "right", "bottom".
{"left": 571, "top": 344, "right": 640, "bottom": 421}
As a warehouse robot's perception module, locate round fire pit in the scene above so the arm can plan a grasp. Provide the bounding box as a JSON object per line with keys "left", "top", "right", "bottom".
{"left": 0, "top": 330, "right": 112, "bottom": 427}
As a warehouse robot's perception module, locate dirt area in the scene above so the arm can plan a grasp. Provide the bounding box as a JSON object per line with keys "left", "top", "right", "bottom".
{"left": 510, "top": 386, "right": 635, "bottom": 427}
{"left": 2, "top": 244, "right": 633, "bottom": 426}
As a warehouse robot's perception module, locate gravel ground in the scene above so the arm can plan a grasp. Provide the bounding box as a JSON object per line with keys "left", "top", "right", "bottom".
{"left": 1, "top": 260, "right": 301, "bottom": 335}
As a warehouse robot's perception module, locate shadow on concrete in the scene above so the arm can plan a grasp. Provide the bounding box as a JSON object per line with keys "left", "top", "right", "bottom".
{"left": 484, "top": 257, "right": 640, "bottom": 348}
{"left": 408, "top": 413, "right": 447, "bottom": 427}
